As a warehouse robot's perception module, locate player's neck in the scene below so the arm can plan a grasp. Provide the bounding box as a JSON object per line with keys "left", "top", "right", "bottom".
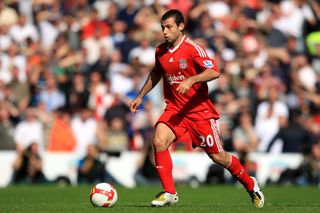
{"left": 169, "top": 34, "right": 185, "bottom": 49}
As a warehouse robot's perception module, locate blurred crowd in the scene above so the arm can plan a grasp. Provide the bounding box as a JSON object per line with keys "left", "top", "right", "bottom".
{"left": 1, "top": 0, "right": 320, "bottom": 185}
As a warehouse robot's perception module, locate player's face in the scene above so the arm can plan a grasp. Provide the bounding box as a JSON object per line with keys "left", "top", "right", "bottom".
{"left": 161, "top": 17, "right": 184, "bottom": 46}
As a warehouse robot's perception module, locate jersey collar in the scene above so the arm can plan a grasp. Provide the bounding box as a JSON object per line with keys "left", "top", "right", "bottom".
{"left": 168, "top": 36, "right": 185, "bottom": 53}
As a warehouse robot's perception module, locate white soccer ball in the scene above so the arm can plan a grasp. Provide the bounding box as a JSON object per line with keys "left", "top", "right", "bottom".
{"left": 90, "top": 183, "right": 118, "bottom": 207}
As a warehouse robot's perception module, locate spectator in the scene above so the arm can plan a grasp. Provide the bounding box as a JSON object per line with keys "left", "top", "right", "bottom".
{"left": 82, "top": 27, "right": 114, "bottom": 66}
{"left": 103, "top": 95, "right": 130, "bottom": 130}
{"left": 103, "top": 1, "right": 120, "bottom": 26}
{"left": 286, "top": 35, "right": 301, "bottom": 57}
{"left": 110, "top": 20, "right": 128, "bottom": 46}
{"left": 233, "top": 112, "right": 259, "bottom": 153}
{"left": 81, "top": 8, "right": 109, "bottom": 40}
{"left": 48, "top": 109, "right": 76, "bottom": 152}
{"left": 0, "top": 106, "right": 15, "bottom": 150}
{"left": 209, "top": 73, "right": 238, "bottom": 129}
{"left": 38, "top": 73, "right": 66, "bottom": 113}
{"left": 71, "top": 107, "right": 98, "bottom": 158}
{"left": 293, "top": 54, "right": 317, "bottom": 92}
{"left": 133, "top": 2, "right": 164, "bottom": 34}
{"left": 92, "top": 46, "right": 111, "bottom": 76}
{"left": 304, "top": 142, "right": 320, "bottom": 185}
{"left": 14, "top": 107, "right": 44, "bottom": 152}
{"left": 167, "top": 0, "right": 192, "bottom": 17}
{"left": 232, "top": 111, "right": 259, "bottom": 176}
{"left": 128, "top": 35, "right": 156, "bottom": 67}
{"left": 0, "top": 25, "right": 12, "bottom": 51}
{"left": 124, "top": 74, "right": 153, "bottom": 150}
{"left": 34, "top": 101, "right": 53, "bottom": 149}
{"left": 253, "top": 62, "right": 285, "bottom": 102}
{"left": 0, "top": 85, "right": 20, "bottom": 120}
{"left": 117, "top": 0, "right": 138, "bottom": 30}
{"left": 257, "top": 2, "right": 287, "bottom": 48}
{"left": 266, "top": 109, "right": 310, "bottom": 153}
{"left": 129, "top": 100, "right": 159, "bottom": 151}
{"left": 279, "top": 141, "right": 320, "bottom": 186}
{"left": 0, "top": 43, "right": 27, "bottom": 84}
{"left": 116, "top": 27, "right": 139, "bottom": 64}
{"left": 8, "top": 65, "right": 31, "bottom": 112}
{"left": 255, "top": 86, "right": 289, "bottom": 152}
{"left": 36, "top": 11, "right": 60, "bottom": 51}
{"left": 9, "top": 15, "right": 39, "bottom": 47}
{"left": 66, "top": 72, "right": 89, "bottom": 113}
{"left": 98, "top": 116, "right": 128, "bottom": 153}
{"left": 77, "top": 144, "right": 108, "bottom": 184}
{"left": 88, "top": 71, "right": 115, "bottom": 119}
{"left": 280, "top": 1, "right": 316, "bottom": 39}
{"left": 12, "top": 143, "right": 47, "bottom": 184}
{"left": 0, "top": 2, "right": 18, "bottom": 27}
{"left": 108, "top": 49, "right": 134, "bottom": 95}
{"left": 191, "top": 13, "right": 215, "bottom": 41}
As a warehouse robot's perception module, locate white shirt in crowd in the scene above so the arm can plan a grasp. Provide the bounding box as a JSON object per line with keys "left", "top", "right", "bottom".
{"left": 82, "top": 36, "right": 114, "bottom": 65}
{"left": 14, "top": 120, "right": 44, "bottom": 150}
{"left": 0, "top": 33, "right": 12, "bottom": 51}
{"left": 9, "top": 22, "right": 39, "bottom": 45}
{"left": 0, "top": 53, "right": 26, "bottom": 83}
{"left": 255, "top": 100, "right": 289, "bottom": 152}
{"left": 270, "top": 1, "right": 314, "bottom": 38}
{"left": 71, "top": 116, "right": 98, "bottom": 158}
{"left": 128, "top": 46, "right": 155, "bottom": 66}
{"left": 38, "top": 20, "right": 59, "bottom": 50}
{"left": 108, "top": 62, "right": 134, "bottom": 95}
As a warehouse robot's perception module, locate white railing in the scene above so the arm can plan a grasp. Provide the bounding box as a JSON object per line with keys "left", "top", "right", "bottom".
{"left": 0, "top": 151, "right": 303, "bottom": 188}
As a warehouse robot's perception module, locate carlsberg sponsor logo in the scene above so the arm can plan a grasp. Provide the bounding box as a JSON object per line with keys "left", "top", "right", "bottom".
{"left": 165, "top": 72, "right": 187, "bottom": 85}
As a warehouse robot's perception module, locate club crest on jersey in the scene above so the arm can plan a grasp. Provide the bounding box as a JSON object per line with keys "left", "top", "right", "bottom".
{"left": 179, "top": 59, "right": 187, "bottom": 69}
{"left": 203, "top": 60, "right": 214, "bottom": 68}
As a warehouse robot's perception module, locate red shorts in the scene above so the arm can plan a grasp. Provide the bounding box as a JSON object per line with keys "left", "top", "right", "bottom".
{"left": 156, "top": 109, "right": 224, "bottom": 154}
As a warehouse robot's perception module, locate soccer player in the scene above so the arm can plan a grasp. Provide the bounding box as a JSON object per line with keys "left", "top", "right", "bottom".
{"left": 129, "top": 9, "right": 264, "bottom": 208}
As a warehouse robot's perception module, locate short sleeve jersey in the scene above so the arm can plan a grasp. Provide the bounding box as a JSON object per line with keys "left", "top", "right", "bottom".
{"left": 155, "top": 36, "right": 220, "bottom": 120}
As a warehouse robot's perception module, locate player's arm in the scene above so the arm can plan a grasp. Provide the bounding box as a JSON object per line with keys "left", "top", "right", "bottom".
{"left": 189, "top": 67, "right": 219, "bottom": 83}
{"left": 177, "top": 41, "right": 219, "bottom": 94}
{"left": 176, "top": 68, "right": 219, "bottom": 94}
{"left": 130, "top": 67, "right": 162, "bottom": 113}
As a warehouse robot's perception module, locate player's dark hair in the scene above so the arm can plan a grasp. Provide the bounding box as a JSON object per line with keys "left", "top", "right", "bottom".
{"left": 161, "top": 9, "right": 185, "bottom": 26}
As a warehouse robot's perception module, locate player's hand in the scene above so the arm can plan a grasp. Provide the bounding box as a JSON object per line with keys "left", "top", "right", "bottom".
{"left": 129, "top": 97, "right": 143, "bottom": 113}
{"left": 176, "top": 78, "right": 194, "bottom": 94}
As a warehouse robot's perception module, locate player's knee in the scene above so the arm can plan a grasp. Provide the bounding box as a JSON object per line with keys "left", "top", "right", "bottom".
{"left": 153, "top": 136, "right": 170, "bottom": 151}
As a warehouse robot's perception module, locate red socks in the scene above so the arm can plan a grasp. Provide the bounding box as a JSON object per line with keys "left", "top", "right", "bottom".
{"left": 155, "top": 150, "right": 176, "bottom": 194}
{"left": 155, "top": 151, "right": 253, "bottom": 193}
{"left": 227, "top": 155, "right": 254, "bottom": 191}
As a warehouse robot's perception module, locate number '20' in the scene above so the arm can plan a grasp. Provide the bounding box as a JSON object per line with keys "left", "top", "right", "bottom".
{"left": 199, "top": 134, "right": 215, "bottom": 147}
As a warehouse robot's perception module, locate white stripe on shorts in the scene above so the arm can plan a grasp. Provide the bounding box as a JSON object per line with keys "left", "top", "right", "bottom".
{"left": 210, "top": 119, "right": 223, "bottom": 152}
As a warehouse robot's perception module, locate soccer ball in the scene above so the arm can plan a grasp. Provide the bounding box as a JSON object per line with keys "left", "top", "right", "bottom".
{"left": 90, "top": 183, "right": 118, "bottom": 207}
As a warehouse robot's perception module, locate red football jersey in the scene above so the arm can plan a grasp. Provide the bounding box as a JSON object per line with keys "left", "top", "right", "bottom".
{"left": 155, "top": 36, "right": 220, "bottom": 120}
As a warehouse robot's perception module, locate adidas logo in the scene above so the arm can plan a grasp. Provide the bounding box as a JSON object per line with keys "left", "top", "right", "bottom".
{"left": 169, "top": 57, "right": 174, "bottom": 62}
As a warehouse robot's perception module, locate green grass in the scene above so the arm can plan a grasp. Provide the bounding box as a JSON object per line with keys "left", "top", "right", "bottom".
{"left": 0, "top": 184, "right": 319, "bottom": 213}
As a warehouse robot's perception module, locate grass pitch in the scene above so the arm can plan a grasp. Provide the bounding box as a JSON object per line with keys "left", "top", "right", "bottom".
{"left": 0, "top": 184, "right": 319, "bottom": 213}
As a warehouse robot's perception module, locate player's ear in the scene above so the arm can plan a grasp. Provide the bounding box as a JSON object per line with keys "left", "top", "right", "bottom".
{"left": 178, "top": 23, "right": 185, "bottom": 32}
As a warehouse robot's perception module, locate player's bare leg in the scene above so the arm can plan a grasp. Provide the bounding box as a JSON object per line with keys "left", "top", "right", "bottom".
{"left": 151, "top": 123, "right": 179, "bottom": 207}
{"left": 207, "top": 151, "right": 264, "bottom": 208}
